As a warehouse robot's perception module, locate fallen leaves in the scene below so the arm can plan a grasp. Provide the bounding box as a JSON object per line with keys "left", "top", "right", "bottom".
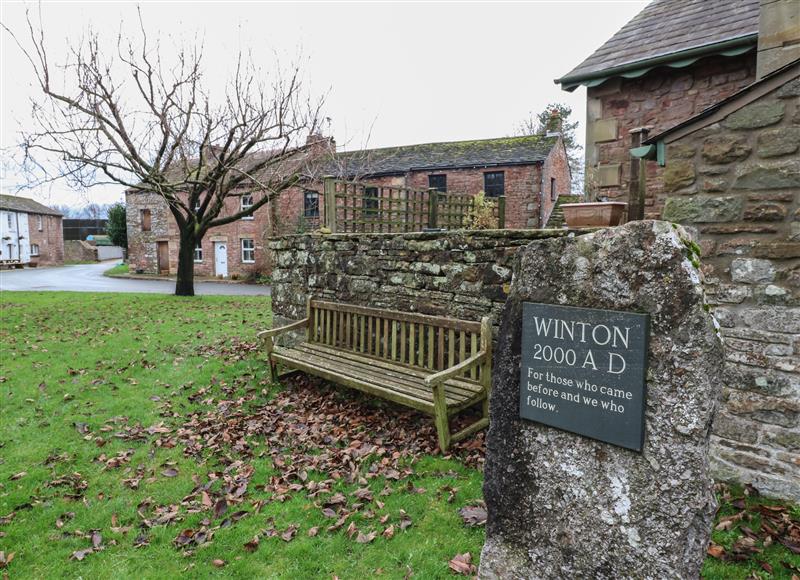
{"left": 46, "top": 473, "right": 89, "bottom": 499}
{"left": 280, "top": 524, "right": 298, "bottom": 542}
{"left": 213, "top": 499, "right": 228, "bottom": 519}
{"left": 243, "top": 535, "right": 260, "bottom": 552}
{"left": 458, "top": 503, "right": 487, "bottom": 528}
{"left": 70, "top": 548, "right": 94, "bottom": 561}
{"left": 707, "top": 483, "right": 800, "bottom": 566}
{"left": 448, "top": 552, "right": 476, "bottom": 575}
{"left": 0, "top": 551, "right": 15, "bottom": 569}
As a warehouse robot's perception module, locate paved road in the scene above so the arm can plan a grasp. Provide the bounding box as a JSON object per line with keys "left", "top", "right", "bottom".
{"left": 0, "top": 261, "right": 271, "bottom": 296}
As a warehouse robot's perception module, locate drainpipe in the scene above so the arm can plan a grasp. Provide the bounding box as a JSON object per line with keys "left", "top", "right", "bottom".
{"left": 14, "top": 211, "right": 20, "bottom": 260}
{"left": 539, "top": 169, "right": 545, "bottom": 228}
{"left": 628, "top": 128, "right": 649, "bottom": 222}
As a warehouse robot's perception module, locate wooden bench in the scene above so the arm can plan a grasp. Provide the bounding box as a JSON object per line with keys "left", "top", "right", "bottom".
{"left": 258, "top": 299, "right": 492, "bottom": 451}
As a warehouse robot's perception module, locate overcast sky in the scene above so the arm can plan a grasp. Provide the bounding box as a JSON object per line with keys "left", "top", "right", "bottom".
{"left": 0, "top": 0, "right": 647, "bottom": 208}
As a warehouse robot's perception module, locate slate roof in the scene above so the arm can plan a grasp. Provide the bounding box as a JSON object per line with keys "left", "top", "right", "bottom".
{"left": 556, "top": 0, "right": 759, "bottom": 88}
{"left": 0, "top": 194, "right": 62, "bottom": 217}
{"left": 331, "top": 135, "right": 559, "bottom": 178}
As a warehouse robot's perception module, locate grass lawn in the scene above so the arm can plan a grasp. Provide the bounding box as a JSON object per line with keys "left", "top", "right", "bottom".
{"left": 102, "top": 264, "right": 129, "bottom": 277}
{"left": 0, "top": 292, "right": 797, "bottom": 579}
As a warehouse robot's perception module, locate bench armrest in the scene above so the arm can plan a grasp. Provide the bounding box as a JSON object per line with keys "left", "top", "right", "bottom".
{"left": 257, "top": 318, "right": 309, "bottom": 340}
{"left": 425, "top": 350, "right": 487, "bottom": 388}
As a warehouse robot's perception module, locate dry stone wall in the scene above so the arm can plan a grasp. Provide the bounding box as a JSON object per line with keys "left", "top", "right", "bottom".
{"left": 661, "top": 79, "right": 799, "bottom": 500}
{"left": 269, "top": 229, "right": 584, "bottom": 330}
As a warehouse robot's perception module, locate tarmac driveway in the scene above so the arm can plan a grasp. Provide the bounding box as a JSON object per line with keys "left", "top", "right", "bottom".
{"left": 0, "top": 262, "right": 271, "bottom": 296}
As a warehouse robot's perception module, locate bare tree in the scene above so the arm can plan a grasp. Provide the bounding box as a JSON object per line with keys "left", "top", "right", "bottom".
{"left": 3, "top": 7, "right": 324, "bottom": 295}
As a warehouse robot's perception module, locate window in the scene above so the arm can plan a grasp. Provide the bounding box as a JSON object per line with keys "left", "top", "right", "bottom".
{"left": 140, "top": 209, "right": 151, "bottom": 231}
{"left": 550, "top": 178, "right": 557, "bottom": 202}
{"left": 6, "top": 213, "right": 13, "bottom": 229}
{"left": 304, "top": 190, "right": 320, "bottom": 218}
{"left": 30, "top": 243, "right": 40, "bottom": 256}
{"left": 241, "top": 238, "right": 255, "bottom": 263}
{"left": 193, "top": 242, "right": 203, "bottom": 262}
{"left": 363, "top": 187, "right": 379, "bottom": 217}
{"left": 37, "top": 215, "right": 43, "bottom": 231}
{"left": 241, "top": 194, "right": 254, "bottom": 219}
{"left": 483, "top": 171, "right": 505, "bottom": 197}
{"left": 428, "top": 174, "right": 447, "bottom": 193}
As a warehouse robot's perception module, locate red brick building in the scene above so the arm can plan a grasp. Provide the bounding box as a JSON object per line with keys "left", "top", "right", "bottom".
{"left": 0, "top": 194, "right": 63, "bottom": 267}
{"left": 126, "top": 134, "right": 571, "bottom": 278}
{"left": 556, "top": 0, "right": 761, "bottom": 216}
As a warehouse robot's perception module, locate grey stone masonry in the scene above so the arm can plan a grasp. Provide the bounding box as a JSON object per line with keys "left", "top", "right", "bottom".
{"left": 480, "top": 221, "right": 724, "bottom": 579}
{"left": 660, "top": 74, "right": 799, "bottom": 501}
{"left": 268, "top": 229, "right": 592, "bottom": 332}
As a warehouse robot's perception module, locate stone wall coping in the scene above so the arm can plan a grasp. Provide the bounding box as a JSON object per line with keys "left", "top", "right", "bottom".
{"left": 268, "top": 227, "right": 597, "bottom": 243}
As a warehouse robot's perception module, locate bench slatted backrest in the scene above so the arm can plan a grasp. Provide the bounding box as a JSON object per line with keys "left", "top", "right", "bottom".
{"left": 308, "top": 300, "right": 484, "bottom": 382}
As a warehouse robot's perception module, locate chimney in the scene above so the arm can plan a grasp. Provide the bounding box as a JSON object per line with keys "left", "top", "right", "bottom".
{"left": 757, "top": 0, "right": 800, "bottom": 79}
{"left": 305, "top": 132, "right": 335, "bottom": 156}
{"left": 545, "top": 110, "right": 563, "bottom": 136}
{"left": 200, "top": 143, "right": 224, "bottom": 163}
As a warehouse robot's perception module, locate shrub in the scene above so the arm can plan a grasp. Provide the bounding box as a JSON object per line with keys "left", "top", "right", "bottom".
{"left": 106, "top": 203, "right": 128, "bottom": 248}
{"left": 463, "top": 191, "right": 499, "bottom": 230}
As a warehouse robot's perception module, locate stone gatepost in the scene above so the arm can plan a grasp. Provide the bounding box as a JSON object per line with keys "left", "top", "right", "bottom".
{"left": 480, "top": 221, "right": 725, "bottom": 579}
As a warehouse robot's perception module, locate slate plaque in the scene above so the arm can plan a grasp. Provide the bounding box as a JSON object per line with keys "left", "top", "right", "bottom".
{"left": 519, "top": 302, "right": 649, "bottom": 451}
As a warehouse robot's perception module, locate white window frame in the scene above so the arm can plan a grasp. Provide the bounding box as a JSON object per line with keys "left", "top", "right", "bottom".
{"left": 241, "top": 194, "right": 254, "bottom": 220}
{"left": 193, "top": 242, "right": 203, "bottom": 263}
{"left": 37, "top": 215, "right": 43, "bottom": 231}
{"left": 241, "top": 238, "right": 255, "bottom": 263}
{"left": 30, "top": 243, "right": 40, "bottom": 256}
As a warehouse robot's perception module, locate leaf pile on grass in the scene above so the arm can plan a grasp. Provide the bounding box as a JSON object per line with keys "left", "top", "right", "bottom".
{"left": 178, "top": 372, "right": 485, "bottom": 476}
{"left": 706, "top": 483, "right": 800, "bottom": 578}
{"left": 165, "top": 372, "right": 486, "bottom": 552}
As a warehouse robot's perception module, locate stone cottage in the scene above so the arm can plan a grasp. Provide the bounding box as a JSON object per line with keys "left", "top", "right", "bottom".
{"left": 559, "top": 0, "right": 800, "bottom": 499}
{"left": 126, "top": 133, "right": 570, "bottom": 278}
{"left": 0, "top": 194, "right": 64, "bottom": 267}
{"left": 640, "top": 59, "right": 799, "bottom": 500}
{"left": 556, "top": 0, "right": 762, "bottom": 211}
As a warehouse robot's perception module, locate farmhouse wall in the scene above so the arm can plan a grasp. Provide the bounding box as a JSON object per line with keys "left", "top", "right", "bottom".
{"left": 126, "top": 191, "right": 271, "bottom": 278}
{"left": 273, "top": 154, "right": 572, "bottom": 236}
{"left": 28, "top": 214, "right": 63, "bottom": 266}
{"left": 660, "top": 79, "right": 799, "bottom": 500}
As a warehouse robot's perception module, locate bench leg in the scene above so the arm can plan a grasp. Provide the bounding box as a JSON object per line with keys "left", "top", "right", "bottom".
{"left": 263, "top": 336, "right": 277, "bottom": 383}
{"left": 433, "top": 384, "right": 451, "bottom": 452}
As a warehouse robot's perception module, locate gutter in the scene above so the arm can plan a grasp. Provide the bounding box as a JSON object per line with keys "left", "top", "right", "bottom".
{"left": 340, "top": 159, "right": 548, "bottom": 180}
{"left": 555, "top": 34, "right": 757, "bottom": 91}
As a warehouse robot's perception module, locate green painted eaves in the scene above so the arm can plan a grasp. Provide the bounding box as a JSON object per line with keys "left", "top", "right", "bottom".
{"left": 557, "top": 35, "right": 757, "bottom": 91}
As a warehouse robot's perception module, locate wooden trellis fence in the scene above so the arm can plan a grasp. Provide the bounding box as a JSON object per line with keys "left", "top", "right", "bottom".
{"left": 322, "top": 177, "right": 505, "bottom": 233}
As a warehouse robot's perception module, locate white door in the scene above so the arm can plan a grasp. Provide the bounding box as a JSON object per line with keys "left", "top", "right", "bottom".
{"left": 214, "top": 242, "right": 228, "bottom": 277}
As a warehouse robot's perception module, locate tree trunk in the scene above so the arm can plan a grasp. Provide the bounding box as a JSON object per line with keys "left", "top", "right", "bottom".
{"left": 175, "top": 233, "right": 197, "bottom": 296}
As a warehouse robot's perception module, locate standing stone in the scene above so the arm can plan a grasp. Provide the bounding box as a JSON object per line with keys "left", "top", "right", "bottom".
{"left": 480, "top": 221, "right": 725, "bottom": 579}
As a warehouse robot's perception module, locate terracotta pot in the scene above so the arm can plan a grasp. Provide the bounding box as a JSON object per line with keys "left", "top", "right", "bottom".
{"left": 561, "top": 202, "right": 627, "bottom": 227}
